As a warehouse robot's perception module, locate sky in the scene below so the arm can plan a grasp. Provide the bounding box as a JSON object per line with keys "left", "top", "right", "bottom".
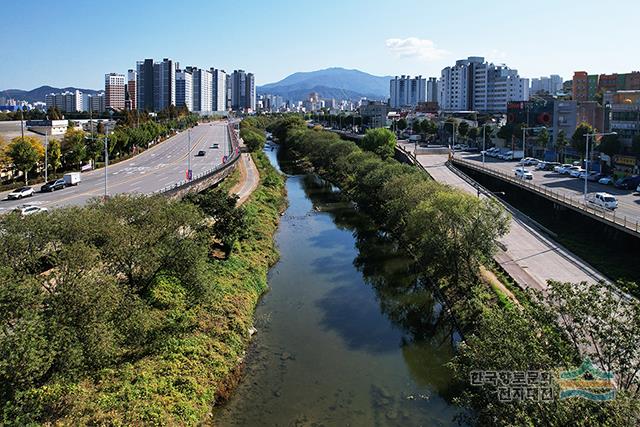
{"left": 2, "top": 0, "right": 639, "bottom": 90}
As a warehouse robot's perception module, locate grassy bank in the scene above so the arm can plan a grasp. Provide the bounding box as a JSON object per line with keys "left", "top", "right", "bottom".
{"left": 1, "top": 152, "right": 286, "bottom": 425}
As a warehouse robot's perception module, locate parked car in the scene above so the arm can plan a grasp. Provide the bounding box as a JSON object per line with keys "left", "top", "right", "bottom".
{"left": 7, "top": 186, "right": 34, "bottom": 199}
{"left": 15, "top": 205, "right": 49, "bottom": 216}
{"left": 587, "top": 172, "right": 605, "bottom": 182}
{"left": 40, "top": 178, "right": 66, "bottom": 192}
{"left": 598, "top": 176, "right": 615, "bottom": 185}
{"left": 614, "top": 175, "right": 640, "bottom": 190}
{"left": 63, "top": 172, "right": 81, "bottom": 186}
{"left": 591, "top": 192, "right": 618, "bottom": 210}
{"left": 570, "top": 168, "right": 586, "bottom": 178}
{"left": 514, "top": 168, "right": 533, "bottom": 180}
{"left": 541, "top": 162, "right": 560, "bottom": 171}
{"left": 565, "top": 166, "right": 581, "bottom": 176}
{"left": 196, "top": 150, "right": 206, "bottom": 157}
{"left": 520, "top": 157, "right": 539, "bottom": 166}
{"left": 554, "top": 163, "right": 572, "bottom": 173}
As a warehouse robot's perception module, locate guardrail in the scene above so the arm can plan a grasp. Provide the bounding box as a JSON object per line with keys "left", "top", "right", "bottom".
{"left": 152, "top": 122, "right": 241, "bottom": 195}
{"left": 396, "top": 145, "right": 432, "bottom": 177}
{"left": 451, "top": 157, "right": 640, "bottom": 237}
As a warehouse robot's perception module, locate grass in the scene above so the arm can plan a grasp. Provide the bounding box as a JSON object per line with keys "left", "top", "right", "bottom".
{"left": 30, "top": 151, "right": 286, "bottom": 426}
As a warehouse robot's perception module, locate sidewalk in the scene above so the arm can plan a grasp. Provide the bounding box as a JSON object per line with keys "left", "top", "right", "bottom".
{"left": 231, "top": 153, "right": 260, "bottom": 206}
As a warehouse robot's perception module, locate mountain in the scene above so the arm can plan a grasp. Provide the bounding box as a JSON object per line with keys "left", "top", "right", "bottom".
{"left": 0, "top": 86, "right": 100, "bottom": 104}
{"left": 258, "top": 67, "right": 392, "bottom": 101}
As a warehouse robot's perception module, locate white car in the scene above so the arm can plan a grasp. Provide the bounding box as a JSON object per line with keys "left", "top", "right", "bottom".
{"left": 598, "top": 176, "right": 615, "bottom": 185}
{"left": 570, "top": 168, "right": 586, "bottom": 178}
{"left": 591, "top": 192, "right": 618, "bottom": 210}
{"left": 514, "top": 168, "right": 533, "bottom": 180}
{"left": 637, "top": 183, "right": 640, "bottom": 193}
{"left": 15, "top": 205, "right": 49, "bottom": 216}
{"left": 7, "top": 186, "right": 34, "bottom": 199}
{"left": 520, "top": 157, "right": 539, "bottom": 166}
{"left": 554, "top": 163, "right": 572, "bottom": 173}
{"left": 564, "top": 166, "right": 581, "bottom": 175}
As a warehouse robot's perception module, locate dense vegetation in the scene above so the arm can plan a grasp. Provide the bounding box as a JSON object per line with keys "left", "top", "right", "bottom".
{"left": 266, "top": 115, "right": 640, "bottom": 426}
{"left": 0, "top": 152, "right": 286, "bottom": 425}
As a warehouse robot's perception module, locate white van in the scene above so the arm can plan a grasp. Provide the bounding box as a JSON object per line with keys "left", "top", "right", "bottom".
{"left": 592, "top": 192, "right": 618, "bottom": 210}
{"left": 63, "top": 172, "right": 81, "bottom": 186}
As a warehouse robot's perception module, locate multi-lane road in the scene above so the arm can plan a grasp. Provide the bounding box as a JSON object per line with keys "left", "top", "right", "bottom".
{"left": 0, "top": 121, "right": 232, "bottom": 213}
{"left": 455, "top": 152, "right": 640, "bottom": 224}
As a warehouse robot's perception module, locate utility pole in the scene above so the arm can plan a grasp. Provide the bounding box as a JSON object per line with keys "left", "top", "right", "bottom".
{"left": 20, "top": 108, "right": 25, "bottom": 139}
{"left": 104, "top": 132, "right": 108, "bottom": 199}
{"left": 44, "top": 131, "right": 49, "bottom": 182}
{"left": 187, "top": 128, "right": 192, "bottom": 180}
{"left": 482, "top": 124, "right": 486, "bottom": 166}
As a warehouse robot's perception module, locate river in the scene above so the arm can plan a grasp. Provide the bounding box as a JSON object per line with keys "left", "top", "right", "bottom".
{"left": 214, "top": 146, "right": 464, "bottom": 426}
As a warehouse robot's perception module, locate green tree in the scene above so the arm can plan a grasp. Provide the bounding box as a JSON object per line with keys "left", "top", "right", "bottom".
{"left": 240, "top": 127, "right": 266, "bottom": 152}
{"left": 48, "top": 139, "right": 62, "bottom": 175}
{"left": 420, "top": 119, "right": 437, "bottom": 142}
{"left": 571, "top": 122, "right": 595, "bottom": 158}
{"left": 555, "top": 130, "right": 569, "bottom": 162}
{"left": 631, "top": 134, "right": 640, "bottom": 157}
{"left": 361, "top": 128, "right": 397, "bottom": 159}
{"left": 537, "top": 127, "right": 550, "bottom": 149}
{"left": 8, "top": 137, "right": 42, "bottom": 184}
{"left": 598, "top": 133, "right": 621, "bottom": 156}
{"left": 411, "top": 119, "right": 422, "bottom": 133}
{"left": 458, "top": 121, "right": 469, "bottom": 141}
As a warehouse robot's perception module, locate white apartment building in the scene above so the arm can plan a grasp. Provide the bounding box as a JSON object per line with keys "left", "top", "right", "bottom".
{"left": 211, "top": 68, "right": 227, "bottom": 111}
{"left": 440, "top": 56, "right": 528, "bottom": 113}
{"left": 105, "top": 73, "right": 126, "bottom": 110}
{"left": 176, "top": 69, "right": 194, "bottom": 111}
{"left": 530, "top": 75, "right": 563, "bottom": 95}
{"left": 389, "top": 75, "right": 426, "bottom": 108}
{"left": 190, "top": 67, "right": 212, "bottom": 113}
{"left": 44, "top": 90, "right": 83, "bottom": 112}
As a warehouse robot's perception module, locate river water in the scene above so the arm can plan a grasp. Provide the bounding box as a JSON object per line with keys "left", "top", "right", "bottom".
{"left": 214, "top": 147, "right": 464, "bottom": 426}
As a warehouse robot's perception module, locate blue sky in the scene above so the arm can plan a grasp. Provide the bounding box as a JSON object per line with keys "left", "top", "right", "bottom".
{"left": 2, "top": 0, "right": 639, "bottom": 90}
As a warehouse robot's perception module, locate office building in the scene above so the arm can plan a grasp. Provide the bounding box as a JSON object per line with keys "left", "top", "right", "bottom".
{"left": 136, "top": 59, "right": 154, "bottom": 111}
{"left": 439, "top": 56, "right": 528, "bottom": 113}
{"left": 153, "top": 58, "right": 176, "bottom": 111}
{"left": 389, "top": 75, "right": 426, "bottom": 108}
{"left": 127, "top": 70, "right": 136, "bottom": 110}
{"left": 231, "top": 70, "right": 256, "bottom": 111}
{"left": 176, "top": 69, "right": 193, "bottom": 111}
{"left": 530, "top": 75, "right": 563, "bottom": 95}
{"left": 359, "top": 100, "right": 389, "bottom": 128}
{"left": 104, "top": 73, "right": 126, "bottom": 110}
{"left": 211, "top": 68, "right": 227, "bottom": 111}
{"left": 426, "top": 77, "right": 438, "bottom": 103}
{"left": 188, "top": 67, "right": 212, "bottom": 113}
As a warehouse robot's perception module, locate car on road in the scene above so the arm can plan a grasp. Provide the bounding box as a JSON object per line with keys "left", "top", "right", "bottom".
{"left": 7, "top": 186, "right": 34, "bottom": 199}
{"left": 520, "top": 157, "right": 539, "bottom": 166}
{"left": 564, "top": 166, "right": 581, "bottom": 176}
{"left": 570, "top": 168, "right": 586, "bottom": 178}
{"left": 196, "top": 150, "right": 206, "bottom": 157}
{"left": 614, "top": 175, "right": 640, "bottom": 190}
{"left": 590, "top": 192, "right": 618, "bottom": 210}
{"left": 210, "top": 143, "right": 219, "bottom": 149}
{"left": 598, "top": 176, "right": 615, "bottom": 185}
{"left": 15, "top": 205, "right": 49, "bottom": 216}
{"left": 514, "top": 168, "right": 533, "bottom": 180}
{"left": 586, "top": 172, "right": 605, "bottom": 182}
{"left": 554, "top": 163, "right": 572, "bottom": 173}
{"left": 40, "top": 178, "right": 66, "bottom": 192}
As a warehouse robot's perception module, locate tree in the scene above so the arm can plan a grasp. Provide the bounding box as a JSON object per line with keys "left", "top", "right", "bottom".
{"left": 96, "top": 121, "right": 105, "bottom": 135}
{"left": 62, "top": 127, "right": 87, "bottom": 168}
{"left": 571, "top": 122, "right": 595, "bottom": 158}
{"left": 631, "top": 134, "right": 640, "bottom": 157}
{"left": 361, "top": 128, "right": 397, "bottom": 159}
{"left": 555, "top": 130, "right": 569, "bottom": 162}
{"left": 467, "top": 127, "right": 478, "bottom": 145}
{"left": 458, "top": 121, "right": 469, "bottom": 141}
{"left": 411, "top": 119, "right": 422, "bottom": 133}
{"left": 420, "top": 119, "right": 437, "bottom": 142}
{"left": 396, "top": 118, "right": 407, "bottom": 134}
{"left": 48, "top": 139, "right": 62, "bottom": 176}
{"left": 597, "top": 133, "right": 621, "bottom": 156}
{"left": 240, "top": 127, "right": 266, "bottom": 152}
{"left": 537, "top": 127, "right": 550, "bottom": 149}
{"left": 8, "top": 137, "right": 42, "bottom": 184}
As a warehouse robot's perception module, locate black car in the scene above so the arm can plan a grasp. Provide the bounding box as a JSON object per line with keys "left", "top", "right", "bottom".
{"left": 614, "top": 175, "right": 640, "bottom": 190}
{"left": 41, "top": 178, "right": 66, "bottom": 192}
{"left": 196, "top": 150, "right": 206, "bottom": 157}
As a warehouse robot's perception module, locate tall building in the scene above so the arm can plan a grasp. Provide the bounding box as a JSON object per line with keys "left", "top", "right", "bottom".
{"left": 426, "top": 77, "right": 438, "bottom": 103}
{"left": 389, "top": 75, "right": 426, "bottom": 108}
{"left": 439, "top": 56, "right": 528, "bottom": 113}
{"left": 136, "top": 59, "right": 154, "bottom": 111}
{"left": 231, "top": 70, "right": 255, "bottom": 111}
{"left": 530, "top": 75, "right": 563, "bottom": 95}
{"left": 572, "top": 70, "right": 640, "bottom": 101}
{"left": 176, "top": 69, "right": 193, "bottom": 111}
{"left": 189, "top": 67, "right": 212, "bottom": 113}
{"left": 44, "top": 90, "right": 83, "bottom": 112}
{"left": 86, "top": 92, "right": 105, "bottom": 114}
{"left": 104, "top": 73, "right": 126, "bottom": 110}
{"left": 153, "top": 58, "right": 176, "bottom": 111}
{"left": 211, "top": 68, "right": 227, "bottom": 111}
{"left": 127, "top": 69, "right": 137, "bottom": 110}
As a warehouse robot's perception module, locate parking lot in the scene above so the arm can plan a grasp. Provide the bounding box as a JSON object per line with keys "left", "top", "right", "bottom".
{"left": 456, "top": 151, "right": 640, "bottom": 224}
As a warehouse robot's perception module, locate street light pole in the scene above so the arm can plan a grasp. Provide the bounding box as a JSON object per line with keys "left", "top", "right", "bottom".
{"left": 187, "top": 128, "right": 192, "bottom": 180}
{"left": 44, "top": 131, "right": 49, "bottom": 183}
{"left": 104, "top": 133, "right": 108, "bottom": 199}
{"left": 482, "top": 124, "right": 486, "bottom": 166}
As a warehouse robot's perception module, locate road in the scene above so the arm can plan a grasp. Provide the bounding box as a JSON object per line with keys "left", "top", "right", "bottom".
{"left": 456, "top": 151, "right": 640, "bottom": 224}
{"left": 0, "top": 121, "right": 231, "bottom": 212}
{"left": 399, "top": 142, "right": 607, "bottom": 291}
{"left": 231, "top": 154, "right": 260, "bottom": 206}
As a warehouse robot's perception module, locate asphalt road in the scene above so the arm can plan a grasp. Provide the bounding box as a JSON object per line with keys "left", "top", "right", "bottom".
{"left": 0, "top": 121, "right": 231, "bottom": 213}
{"left": 456, "top": 152, "right": 640, "bottom": 224}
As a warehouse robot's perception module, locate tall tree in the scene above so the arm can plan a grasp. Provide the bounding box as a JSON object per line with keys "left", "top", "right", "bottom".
{"left": 537, "top": 127, "right": 550, "bottom": 149}
{"left": 555, "top": 130, "right": 569, "bottom": 162}
{"left": 48, "top": 139, "right": 62, "bottom": 175}
{"left": 8, "top": 137, "right": 42, "bottom": 184}
{"left": 361, "top": 128, "right": 397, "bottom": 159}
{"left": 571, "top": 122, "right": 595, "bottom": 158}
{"left": 598, "top": 133, "right": 621, "bottom": 156}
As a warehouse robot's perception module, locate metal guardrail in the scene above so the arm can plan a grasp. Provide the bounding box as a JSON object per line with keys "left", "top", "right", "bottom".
{"left": 152, "top": 123, "right": 241, "bottom": 195}
{"left": 451, "top": 157, "right": 640, "bottom": 237}
{"left": 396, "top": 145, "right": 431, "bottom": 177}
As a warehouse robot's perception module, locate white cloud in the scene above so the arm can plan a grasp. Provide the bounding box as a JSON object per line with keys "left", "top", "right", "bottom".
{"left": 385, "top": 37, "right": 448, "bottom": 61}
{"left": 484, "top": 49, "right": 508, "bottom": 63}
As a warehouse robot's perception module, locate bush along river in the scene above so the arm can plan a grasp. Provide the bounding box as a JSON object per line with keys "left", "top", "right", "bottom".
{"left": 214, "top": 146, "right": 465, "bottom": 425}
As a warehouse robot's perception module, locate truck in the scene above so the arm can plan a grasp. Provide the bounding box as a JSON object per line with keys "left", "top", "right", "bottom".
{"left": 63, "top": 172, "right": 81, "bottom": 186}
{"left": 503, "top": 150, "right": 524, "bottom": 161}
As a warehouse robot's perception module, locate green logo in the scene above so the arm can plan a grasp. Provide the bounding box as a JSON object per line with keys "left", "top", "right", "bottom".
{"left": 557, "top": 358, "right": 615, "bottom": 401}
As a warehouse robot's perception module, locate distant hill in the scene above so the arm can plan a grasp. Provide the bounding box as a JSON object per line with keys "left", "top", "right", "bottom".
{"left": 258, "top": 67, "right": 392, "bottom": 101}
{"left": 0, "top": 86, "right": 100, "bottom": 104}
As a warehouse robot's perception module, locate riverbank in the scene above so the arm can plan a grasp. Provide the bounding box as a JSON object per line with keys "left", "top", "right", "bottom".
{"left": 1, "top": 152, "right": 286, "bottom": 425}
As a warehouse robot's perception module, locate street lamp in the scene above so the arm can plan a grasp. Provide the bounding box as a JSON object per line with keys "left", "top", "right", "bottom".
{"left": 519, "top": 126, "right": 546, "bottom": 177}
{"left": 583, "top": 131, "right": 617, "bottom": 202}
{"left": 44, "top": 130, "right": 49, "bottom": 183}
{"left": 447, "top": 121, "right": 459, "bottom": 156}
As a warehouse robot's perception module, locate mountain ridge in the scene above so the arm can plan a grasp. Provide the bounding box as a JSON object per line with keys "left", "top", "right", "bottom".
{"left": 0, "top": 86, "right": 100, "bottom": 104}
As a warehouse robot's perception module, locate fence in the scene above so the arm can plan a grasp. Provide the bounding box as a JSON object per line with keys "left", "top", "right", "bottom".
{"left": 451, "top": 157, "right": 640, "bottom": 237}
{"left": 152, "top": 122, "right": 241, "bottom": 195}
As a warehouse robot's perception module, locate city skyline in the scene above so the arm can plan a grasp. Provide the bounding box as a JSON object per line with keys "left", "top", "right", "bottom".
{"left": 3, "top": 0, "right": 640, "bottom": 90}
